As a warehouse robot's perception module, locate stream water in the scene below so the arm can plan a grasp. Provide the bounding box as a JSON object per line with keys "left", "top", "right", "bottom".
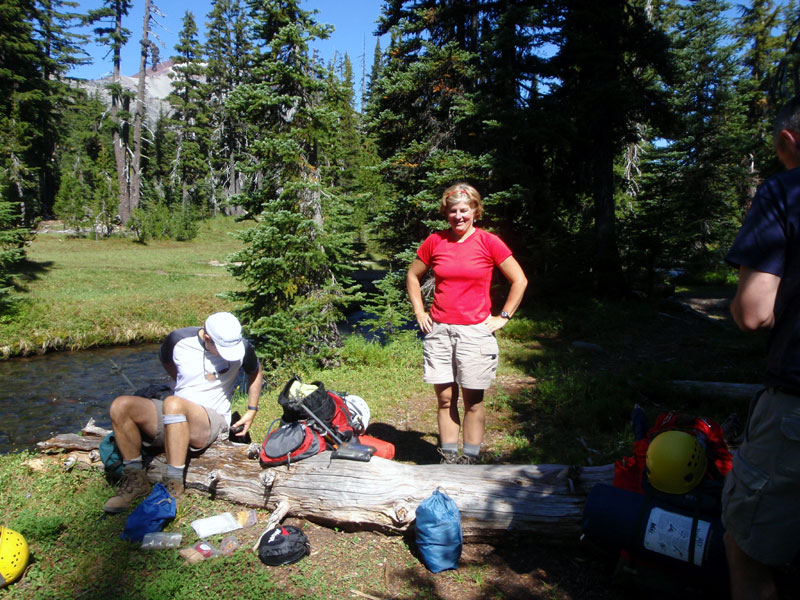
{"left": 0, "top": 344, "right": 164, "bottom": 454}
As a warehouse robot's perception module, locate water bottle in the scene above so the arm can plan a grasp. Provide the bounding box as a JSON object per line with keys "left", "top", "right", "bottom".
{"left": 141, "top": 532, "right": 182, "bottom": 549}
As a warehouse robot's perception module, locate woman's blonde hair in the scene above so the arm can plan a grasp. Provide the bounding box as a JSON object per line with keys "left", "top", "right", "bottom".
{"left": 439, "top": 182, "right": 483, "bottom": 219}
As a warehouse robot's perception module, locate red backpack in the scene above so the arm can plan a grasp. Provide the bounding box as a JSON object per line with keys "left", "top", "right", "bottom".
{"left": 259, "top": 421, "right": 325, "bottom": 466}
{"left": 613, "top": 411, "right": 732, "bottom": 494}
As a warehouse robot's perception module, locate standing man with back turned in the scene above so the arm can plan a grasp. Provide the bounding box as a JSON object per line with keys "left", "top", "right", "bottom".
{"left": 103, "top": 311, "right": 263, "bottom": 513}
{"left": 723, "top": 96, "right": 800, "bottom": 599}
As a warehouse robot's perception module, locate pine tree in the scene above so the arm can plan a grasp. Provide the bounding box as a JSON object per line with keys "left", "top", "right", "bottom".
{"left": 225, "top": 0, "right": 358, "bottom": 371}
{"left": 30, "top": 0, "right": 92, "bottom": 217}
{"left": 204, "top": 0, "right": 253, "bottom": 206}
{"left": 167, "top": 10, "right": 211, "bottom": 215}
{"left": 0, "top": 181, "right": 30, "bottom": 314}
{"left": 544, "top": 0, "right": 674, "bottom": 296}
{"left": 630, "top": 0, "right": 746, "bottom": 274}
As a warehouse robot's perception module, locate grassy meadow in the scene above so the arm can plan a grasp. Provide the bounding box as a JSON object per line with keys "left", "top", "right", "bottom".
{"left": 1, "top": 217, "right": 248, "bottom": 358}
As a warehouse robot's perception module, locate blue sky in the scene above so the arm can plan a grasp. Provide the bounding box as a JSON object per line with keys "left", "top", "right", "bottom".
{"left": 69, "top": 0, "right": 388, "bottom": 80}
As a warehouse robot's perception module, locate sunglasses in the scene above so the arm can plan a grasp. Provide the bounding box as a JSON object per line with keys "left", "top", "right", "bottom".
{"left": 203, "top": 349, "right": 230, "bottom": 381}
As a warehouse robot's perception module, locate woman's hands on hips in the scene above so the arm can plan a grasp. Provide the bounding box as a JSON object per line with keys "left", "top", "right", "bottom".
{"left": 416, "top": 311, "right": 434, "bottom": 335}
{"left": 484, "top": 315, "right": 509, "bottom": 333}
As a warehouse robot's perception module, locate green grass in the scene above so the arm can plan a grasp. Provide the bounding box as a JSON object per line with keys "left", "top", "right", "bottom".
{"left": 2, "top": 217, "right": 248, "bottom": 357}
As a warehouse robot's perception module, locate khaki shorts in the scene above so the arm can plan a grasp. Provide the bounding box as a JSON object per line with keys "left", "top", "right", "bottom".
{"left": 721, "top": 388, "right": 800, "bottom": 565}
{"left": 144, "top": 398, "right": 229, "bottom": 452}
{"left": 422, "top": 322, "right": 499, "bottom": 389}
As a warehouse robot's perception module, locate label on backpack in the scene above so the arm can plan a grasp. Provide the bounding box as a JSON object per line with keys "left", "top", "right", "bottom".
{"left": 642, "top": 507, "right": 710, "bottom": 566}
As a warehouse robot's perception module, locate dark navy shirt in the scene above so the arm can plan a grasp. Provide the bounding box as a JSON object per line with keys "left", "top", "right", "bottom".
{"left": 726, "top": 167, "right": 800, "bottom": 389}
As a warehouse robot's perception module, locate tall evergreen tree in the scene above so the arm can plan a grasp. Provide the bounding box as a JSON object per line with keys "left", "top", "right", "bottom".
{"left": 225, "top": 0, "right": 357, "bottom": 371}
{"left": 167, "top": 11, "right": 211, "bottom": 214}
{"left": 630, "top": 0, "right": 746, "bottom": 274}
{"left": 204, "top": 0, "right": 252, "bottom": 205}
{"left": 0, "top": 182, "right": 30, "bottom": 314}
{"left": 0, "top": 0, "right": 42, "bottom": 224}
{"left": 544, "top": 0, "right": 674, "bottom": 296}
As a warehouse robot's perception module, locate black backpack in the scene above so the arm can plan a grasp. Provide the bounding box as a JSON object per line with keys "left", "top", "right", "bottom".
{"left": 278, "top": 376, "right": 334, "bottom": 423}
{"left": 257, "top": 525, "right": 310, "bottom": 566}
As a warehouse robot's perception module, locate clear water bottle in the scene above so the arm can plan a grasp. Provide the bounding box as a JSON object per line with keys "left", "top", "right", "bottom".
{"left": 141, "top": 532, "right": 182, "bottom": 549}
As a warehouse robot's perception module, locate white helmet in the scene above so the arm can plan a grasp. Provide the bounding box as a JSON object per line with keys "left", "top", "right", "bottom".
{"left": 343, "top": 394, "right": 370, "bottom": 434}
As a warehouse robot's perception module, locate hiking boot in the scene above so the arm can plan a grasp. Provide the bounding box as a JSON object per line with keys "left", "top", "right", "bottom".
{"left": 457, "top": 454, "right": 478, "bottom": 465}
{"left": 438, "top": 448, "right": 459, "bottom": 464}
{"left": 165, "top": 478, "right": 185, "bottom": 503}
{"left": 104, "top": 468, "right": 151, "bottom": 513}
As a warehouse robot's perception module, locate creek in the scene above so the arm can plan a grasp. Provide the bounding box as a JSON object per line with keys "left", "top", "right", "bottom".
{"left": 0, "top": 344, "right": 164, "bottom": 455}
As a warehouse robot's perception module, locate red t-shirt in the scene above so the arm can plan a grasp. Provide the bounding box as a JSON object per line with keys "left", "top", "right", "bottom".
{"left": 416, "top": 228, "right": 512, "bottom": 325}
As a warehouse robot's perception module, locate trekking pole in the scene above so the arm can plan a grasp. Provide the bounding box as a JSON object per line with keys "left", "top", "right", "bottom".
{"left": 109, "top": 359, "right": 137, "bottom": 393}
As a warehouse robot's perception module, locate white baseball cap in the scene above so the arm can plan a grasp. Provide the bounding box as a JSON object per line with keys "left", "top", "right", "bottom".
{"left": 204, "top": 312, "right": 245, "bottom": 362}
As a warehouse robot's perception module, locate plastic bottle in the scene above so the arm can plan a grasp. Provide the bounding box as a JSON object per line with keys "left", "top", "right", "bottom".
{"left": 141, "top": 532, "right": 183, "bottom": 549}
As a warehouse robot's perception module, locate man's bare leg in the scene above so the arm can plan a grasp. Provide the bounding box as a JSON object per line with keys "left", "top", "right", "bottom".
{"left": 725, "top": 532, "right": 778, "bottom": 600}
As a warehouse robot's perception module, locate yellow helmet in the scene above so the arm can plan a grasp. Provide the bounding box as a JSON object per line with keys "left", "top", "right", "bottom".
{"left": 0, "top": 527, "right": 29, "bottom": 588}
{"left": 645, "top": 430, "right": 708, "bottom": 494}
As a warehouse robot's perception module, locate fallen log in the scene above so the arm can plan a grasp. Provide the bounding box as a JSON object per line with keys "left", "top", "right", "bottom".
{"left": 666, "top": 380, "right": 761, "bottom": 402}
{"left": 38, "top": 425, "right": 614, "bottom": 541}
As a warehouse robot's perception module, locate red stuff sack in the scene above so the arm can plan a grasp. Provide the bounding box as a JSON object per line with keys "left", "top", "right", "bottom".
{"left": 358, "top": 434, "right": 395, "bottom": 460}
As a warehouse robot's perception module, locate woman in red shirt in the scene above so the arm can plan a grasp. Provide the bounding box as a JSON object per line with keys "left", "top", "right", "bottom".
{"left": 407, "top": 183, "right": 527, "bottom": 464}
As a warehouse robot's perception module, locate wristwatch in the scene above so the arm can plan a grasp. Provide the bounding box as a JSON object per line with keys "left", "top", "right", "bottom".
{"left": 500, "top": 311, "right": 511, "bottom": 320}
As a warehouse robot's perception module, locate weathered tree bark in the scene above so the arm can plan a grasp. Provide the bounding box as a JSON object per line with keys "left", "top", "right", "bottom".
{"left": 129, "top": 0, "right": 152, "bottom": 219}
{"left": 666, "top": 380, "right": 761, "bottom": 402}
{"left": 38, "top": 425, "right": 614, "bottom": 541}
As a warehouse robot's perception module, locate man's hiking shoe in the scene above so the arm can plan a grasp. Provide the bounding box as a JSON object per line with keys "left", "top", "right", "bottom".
{"left": 103, "top": 468, "right": 150, "bottom": 513}
{"left": 165, "top": 479, "right": 185, "bottom": 503}
{"left": 438, "top": 448, "right": 459, "bottom": 464}
{"left": 457, "top": 454, "right": 477, "bottom": 465}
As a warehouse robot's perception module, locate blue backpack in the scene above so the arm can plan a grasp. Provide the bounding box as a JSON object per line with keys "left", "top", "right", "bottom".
{"left": 415, "top": 488, "right": 463, "bottom": 573}
{"left": 121, "top": 483, "right": 176, "bottom": 542}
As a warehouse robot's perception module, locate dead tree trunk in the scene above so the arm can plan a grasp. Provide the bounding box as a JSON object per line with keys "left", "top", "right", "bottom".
{"left": 38, "top": 424, "right": 613, "bottom": 541}
{"left": 666, "top": 380, "right": 761, "bottom": 402}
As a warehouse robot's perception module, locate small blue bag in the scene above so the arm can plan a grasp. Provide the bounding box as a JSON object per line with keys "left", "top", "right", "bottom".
{"left": 415, "top": 488, "right": 463, "bottom": 572}
{"left": 121, "top": 483, "right": 176, "bottom": 542}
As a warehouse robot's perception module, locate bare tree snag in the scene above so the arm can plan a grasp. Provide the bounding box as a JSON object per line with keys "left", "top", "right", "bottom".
{"left": 38, "top": 426, "right": 614, "bottom": 541}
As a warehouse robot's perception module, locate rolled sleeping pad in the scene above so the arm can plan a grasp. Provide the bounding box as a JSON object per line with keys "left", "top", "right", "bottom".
{"left": 582, "top": 483, "right": 728, "bottom": 586}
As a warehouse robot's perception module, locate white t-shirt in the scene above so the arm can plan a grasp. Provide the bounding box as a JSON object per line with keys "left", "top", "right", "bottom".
{"left": 159, "top": 327, "right": 259, "bottom": 421}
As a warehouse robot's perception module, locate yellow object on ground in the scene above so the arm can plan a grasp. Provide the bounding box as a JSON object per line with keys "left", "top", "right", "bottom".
{"left": 0, "top": 526, "right": 29, "bottom": 587}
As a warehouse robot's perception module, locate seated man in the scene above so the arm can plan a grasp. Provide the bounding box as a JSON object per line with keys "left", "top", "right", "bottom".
{"left": 104, "top": 311, "right": 263, "bottom": 513}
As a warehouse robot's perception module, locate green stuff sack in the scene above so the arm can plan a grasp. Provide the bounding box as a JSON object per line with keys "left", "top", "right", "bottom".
{"left": 99, "top": 433, "right": 123, "bottom": 480}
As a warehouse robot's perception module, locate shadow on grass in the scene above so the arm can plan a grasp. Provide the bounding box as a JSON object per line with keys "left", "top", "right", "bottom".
{"left": 367, "top": 422, "right": 439, "bottom": 465}
{"left": 15, "top": 257, "right": 53, "bottom": 282}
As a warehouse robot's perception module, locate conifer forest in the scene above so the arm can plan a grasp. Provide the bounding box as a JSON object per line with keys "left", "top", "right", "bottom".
{"left": 2, "top": 0, "right": 800, "bottom": 366}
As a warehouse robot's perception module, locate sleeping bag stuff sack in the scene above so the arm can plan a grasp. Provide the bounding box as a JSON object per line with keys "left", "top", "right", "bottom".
{"left": 582, "top": 483, "right": 728, "bottom": 586}
{"left": 121, "top": 483, "right": 176, "bottom": 542}
{"left": 415, "top": 488, "right": 462, "bottom": 573}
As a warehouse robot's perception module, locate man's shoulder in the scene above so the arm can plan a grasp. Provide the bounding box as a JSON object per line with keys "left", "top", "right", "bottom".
{"left": 164, "top": 327, "right": 201, "bottom": 346}
{"left": 160, "top": 327, "right": 201, "bottom": 362}
{"left": 760, "top": 167, "right": 800, "bottom": 196}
